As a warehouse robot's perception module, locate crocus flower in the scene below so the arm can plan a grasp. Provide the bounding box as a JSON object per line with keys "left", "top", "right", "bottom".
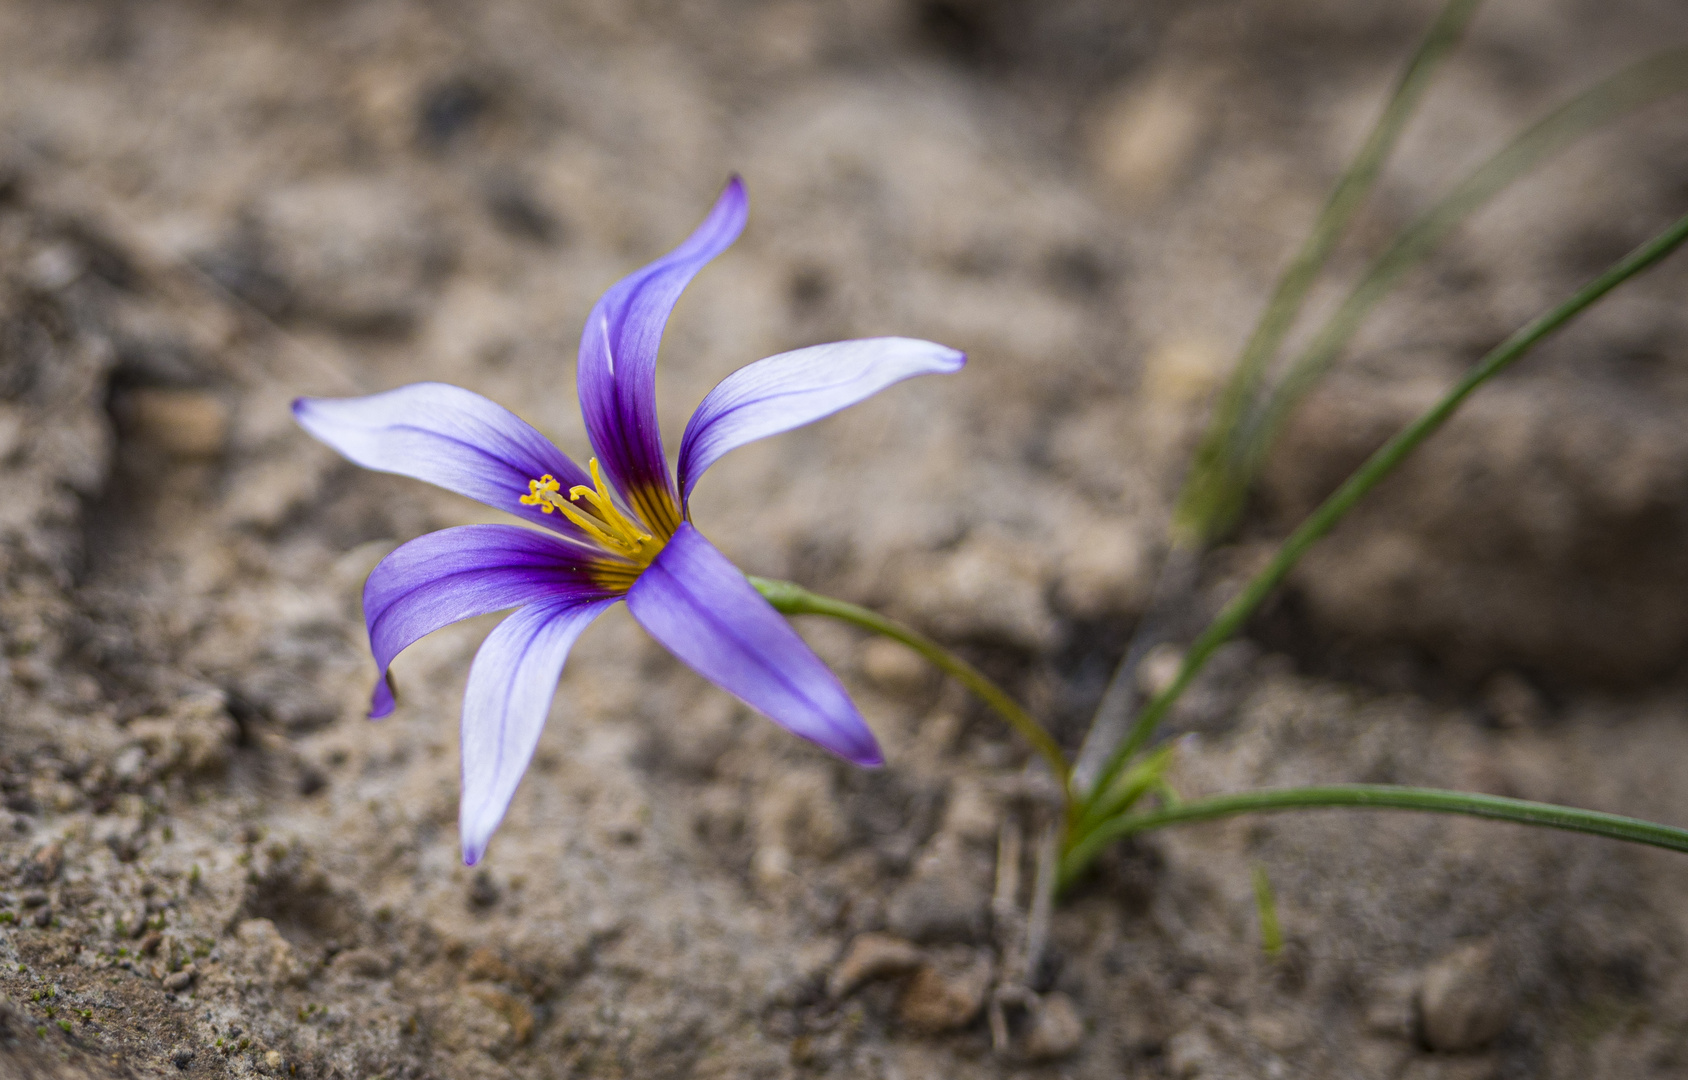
{"left": 294, "top": 178, "right": 964, "bottom": 863}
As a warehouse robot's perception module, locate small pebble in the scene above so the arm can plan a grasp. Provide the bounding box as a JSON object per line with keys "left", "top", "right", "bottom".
{"left": 26, "top": 244, "right": 82, "bottom": 292}
{"left": 939, "top": 779, "right": 998, "bottom": 844}
{"left": 1024, "top": 991, "right": 1085, "bottom": 1060}
{"left": 829, "top": 933, "right": 923, "bottom": 999}
{"left": 897, "top": 953, "right": 992, "bottom": 1033}
{"left": 25, "top": 843, "right": 61, "bottom": 883}
{"left": 162, "top": 964, "right": 196, "bottom": 992}
{"left": 1136, "top": 642, "right": 1184, "bottom": 697}
{"left": 886, "top": 838, "right": 989, "bottom": 943}
{"left": 1089, "top": 75, "right": 1211, "bottom": 200}
{"left": 860, "top": 638, "right": 928, "bottom": 695}
{"left": 331, "top": 947, "right": 393, "bottom": 979}
{"left": 1419, "top": 939, "right": 1516, "bottom": 1051}
{"left": 123, "top": 389, "right": 229, "bottom": 459}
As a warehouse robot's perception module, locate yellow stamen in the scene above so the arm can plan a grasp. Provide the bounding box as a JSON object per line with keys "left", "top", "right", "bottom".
{"left": 519, "top": 460, "right": 659, "bottom": 565}
{"left": 519, "top": 475, "right": 563, "bottom": 513}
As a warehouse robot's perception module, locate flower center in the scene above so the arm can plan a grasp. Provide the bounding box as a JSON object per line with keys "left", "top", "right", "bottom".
{"left": 520, "top": 458, "right": 663, "bottom": 566}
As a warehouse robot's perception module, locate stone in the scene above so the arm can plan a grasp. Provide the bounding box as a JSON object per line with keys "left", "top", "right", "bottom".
{"left": 828, "top": 933, "right": 923, "bottom": 999}
{"left": 25, "top": 243, "right": 83, "bottom": 291}
{"left": 330, "top": 948, "right": 393, "bottom": 979}
{"left": 1024, "top": 991, "right": 1084, "bottom": 1060}
{"left": 886, "top": 837, "right": 990, "bottom": 943}
{"left": 162, "top": 964, "right": 196, "bottom": 992}
{"left": 1418, "top": 940, "right": 1516, "bottom": 1052}
{"left": 1089, "top": 74, "right": 1211, "bottom": 201}
{"left": 1136, "top": 643, "right": 1184, "bottom": 698}
{"left": 860, "top": 637, "right": 928, "bottom": 695}
{"left": 897, "top": 952, "right": 992, "bottom": 1033}
{"left": 939, "top": 778, "right": 998, "bottom": 844}
{"left": 1054, "top": 520, "right": 1148, "bottom": 618}
{"left": 22, "top": 843, "right": 59, "bottom": 884}
{"left": 122, "top": 388, "right": 229, "bottom": 459}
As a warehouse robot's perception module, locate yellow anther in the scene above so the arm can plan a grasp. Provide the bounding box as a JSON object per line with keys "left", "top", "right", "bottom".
{"left": 519, "top": 460, "right": 658, "bottom": 565}
{"left": 519, "top": 474, "right": 563, "bottom": 513}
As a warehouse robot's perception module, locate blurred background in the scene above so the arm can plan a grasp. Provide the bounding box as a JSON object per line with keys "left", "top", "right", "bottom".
{"left": 2, "top": 0, "right": 1688, "bottom": 1076}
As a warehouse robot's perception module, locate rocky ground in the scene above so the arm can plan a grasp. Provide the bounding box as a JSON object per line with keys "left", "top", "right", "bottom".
{"left": 2, "top": 0, "right": 1688, "bottom": 1077}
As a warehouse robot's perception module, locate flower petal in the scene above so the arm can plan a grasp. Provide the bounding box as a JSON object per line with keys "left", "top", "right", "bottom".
{"left": 676, "top": 337, "right": 966, "bottom": 506}
{"left": 363, "top": 524, "right": 626, "bottom": 718}
{"left": 459, "top": 597, "right": 619, "bottom": 865}
{"left": 294, "top": 383, "right": 596, "bottom": 539}
{"left": 576, "top": 178, "right": 748, "bottom": 532}
{"left": 626, "top": 523, "right": 882, "bottom": 766}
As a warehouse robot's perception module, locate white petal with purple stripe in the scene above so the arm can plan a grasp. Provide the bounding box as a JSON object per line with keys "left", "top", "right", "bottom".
{"left": 459, "top": 597, "right": 620, "bottom": 864}
{"left": 677, "top": 337, "right": 966, "bottom": 506}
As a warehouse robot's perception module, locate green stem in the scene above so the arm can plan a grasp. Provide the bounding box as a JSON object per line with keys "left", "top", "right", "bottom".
{"left": 1090, "top": 209, "right": 1688, "bottom": 799}
{"left": 1251, "top": 46, "right": 1688, "bottom": 469}
{"left": 1060, "top": 785, "right": 1688, "bottom": 892}
{"left": 750, "top": 576, "right": 1071, "bottom": 789}
{"left": 1175, "top": 0, "right": 1483, "bottom": 546}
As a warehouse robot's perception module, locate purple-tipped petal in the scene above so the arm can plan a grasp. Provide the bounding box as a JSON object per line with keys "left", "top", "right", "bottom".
{"left": 294, "top": 383, "right": 596, "bottom": 539}
{"left": 459, "top": 597, "right": 619, "bottom": 865}
{"left": 576, "top": 178, "right": 748, "bottom": 531}
{"left": 676, "top": 337, "right": 966, "bottom": 506}
{"left": 363, "top": 525, "right": 627, "bottom": 717}
{"left": 626, "top": 523, "right": 882, "bottom": 766}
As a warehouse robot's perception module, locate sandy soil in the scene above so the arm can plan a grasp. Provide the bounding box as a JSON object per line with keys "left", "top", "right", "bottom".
{"left": 2, "top": 0, "right": 1688, "bottom": 1077}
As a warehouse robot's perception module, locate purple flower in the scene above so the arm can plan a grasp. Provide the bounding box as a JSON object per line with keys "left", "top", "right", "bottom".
{"left": 294, "top": 178, "right": 965, "bottom": 863}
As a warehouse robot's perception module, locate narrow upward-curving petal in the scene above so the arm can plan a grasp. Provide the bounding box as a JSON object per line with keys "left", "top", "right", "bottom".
{"left": 363, "top": 525, "right": 627, "bottom": 718}
{"left": 576, "top": 178, "right": 748, "bottom": 533}
{"left": 626, "top": 523, "right": 882, "bottom": 766}
{"left": 294, "top": 383, "right": 596, "bottom": 539}
{"left": 459, "top": 597, "right": 620, "bottom": 865}
{"left": 676, "top": 337, "right": 966, "bottom": 507}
